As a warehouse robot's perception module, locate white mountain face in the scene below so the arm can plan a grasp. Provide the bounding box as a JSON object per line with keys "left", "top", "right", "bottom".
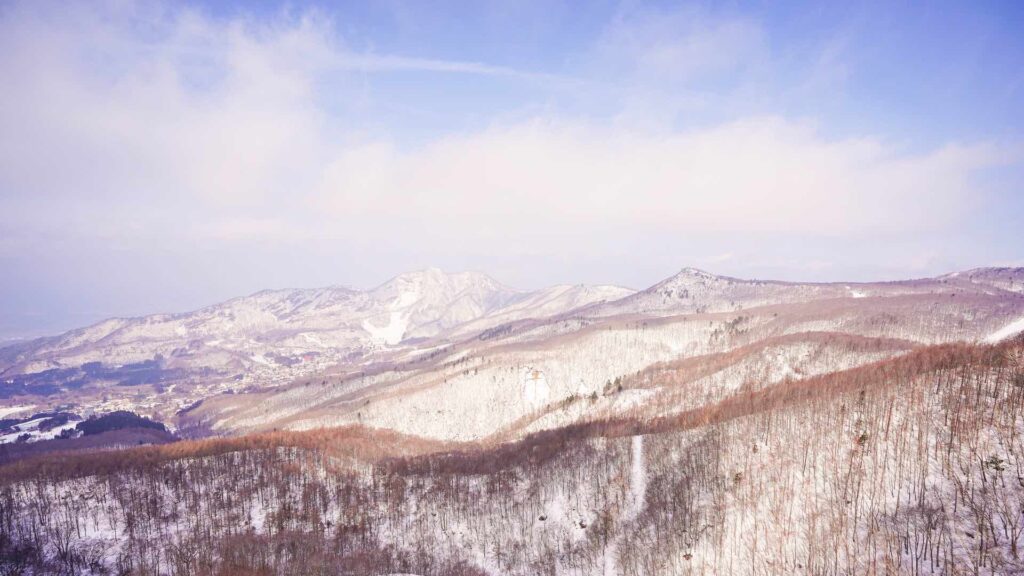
{"left": 362, "top": 268, "right": 522, "bottom": 344}
{"left": 0, "top": 269, "right": 635, "bottom": 422}
{"left": 448, "top": 283, "right": 634, "bottom": 338}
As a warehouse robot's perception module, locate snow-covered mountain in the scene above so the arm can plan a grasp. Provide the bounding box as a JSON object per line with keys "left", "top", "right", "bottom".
{"left": 3, "top": 266, "right": 1024, "bottom": 436}
{"left": 5, "top": 267, "right": 1024, "bottom": 575}
{"left": 940, "top": 266, "right": 1024, "bottom": 294}
{"left": 360, "top": 268, "right": 521, "bottom": 344}
{"left": 172, "top": 266, "right": 1024, "bottom": 442}
{"left": 2, "top": 269, "right": 513, "bottom": 371}
{"left": 585, "top": 267, "right": 849, "bottom": 317}
{"left": 582, "top": 266, "right": 1021, "bottom": 319}
{"left": 0, "top": 269, "right": 634, "bottom": 421}
{"left": 5, "top": 267, "right": 1024, "bottom": 576}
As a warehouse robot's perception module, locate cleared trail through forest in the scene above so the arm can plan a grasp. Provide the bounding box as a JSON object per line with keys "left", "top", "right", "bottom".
{"left": 603, "top": 434, "right": 647, "bottom": 575}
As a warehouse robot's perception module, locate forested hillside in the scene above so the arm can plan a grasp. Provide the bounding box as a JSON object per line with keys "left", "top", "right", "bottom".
{"left": 3, "top": 338, "right": 1022, "bottom": 575}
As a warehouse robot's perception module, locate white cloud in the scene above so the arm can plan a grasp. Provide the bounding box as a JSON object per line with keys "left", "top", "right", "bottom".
{"left": 0, "top": 1, "right": 1016, "bottom": 270}
{"left": 313, "top": 117, "right": 1007, "bottom": 241}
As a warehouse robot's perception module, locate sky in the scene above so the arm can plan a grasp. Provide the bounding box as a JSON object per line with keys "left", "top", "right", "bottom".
{"left": 1, "top": 0, "right": 1023, "bottom": 339}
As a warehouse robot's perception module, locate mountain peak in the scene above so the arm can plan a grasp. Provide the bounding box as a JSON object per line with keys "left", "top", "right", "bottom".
{"left": 653, "top": 267, "right": 731, "bottom": 287}
{"left": 940, "top": 266, "right": 1024, "bottom": 295}
{"left": 677, "top": 267, "right": 719, "bottom": 278}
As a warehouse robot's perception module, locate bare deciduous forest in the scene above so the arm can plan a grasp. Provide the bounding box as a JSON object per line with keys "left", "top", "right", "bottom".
{"left": 2, "top": 338, "right": 1022, "bottom": 575}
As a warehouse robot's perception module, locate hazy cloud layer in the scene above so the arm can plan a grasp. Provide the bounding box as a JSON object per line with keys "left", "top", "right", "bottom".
{"left": 0, "top": 1, "right": 1021, "bottom": 337}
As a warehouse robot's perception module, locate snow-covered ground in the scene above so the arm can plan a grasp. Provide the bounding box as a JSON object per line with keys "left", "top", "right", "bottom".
{"left": 0, "top": 269, "right": 636, "bottom": 422}
{"left": 201, "top": 275, "right": 1021, "bottom": 443}
{"left": 0, "top": 404, "right": 32, "bottom": 419}
{"left": 0, "top": 415, "right": 78, "bottom": 444}
{"left": 7, "top": 342, "right": 1022, "bottom": 574}
{"left": 985, "top": 315, "right": 1024, "bottom": 343}
{"left": 3, "top": 266, "right": 1023, "bottom": 445}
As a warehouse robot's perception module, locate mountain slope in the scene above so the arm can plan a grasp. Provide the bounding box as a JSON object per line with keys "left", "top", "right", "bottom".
{"left": 0, "top": 269, "right": 635, "bottom": 422}
{"left": 4, "top": 267, "right": 1024, "bottom": 574}
{"left": 183, "top": 267, "right": 1024, "bottom": 442}
{"left": 4, "top": 266, "right": 1023, "bottom": 439}
{"left": 4, "top": 335, "right": 1023, "bottom": 575}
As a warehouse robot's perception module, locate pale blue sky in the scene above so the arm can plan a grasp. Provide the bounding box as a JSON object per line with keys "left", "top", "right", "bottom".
{"left": 0, "top": 0, "right": 1022, "bottom": 338}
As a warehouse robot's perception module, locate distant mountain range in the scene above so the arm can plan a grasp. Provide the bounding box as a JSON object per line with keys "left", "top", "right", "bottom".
{"left": 0, "top": 268, "right": 632, "bottom": 422}
{"left": 2, "top": 266, "right": 1022, "bottom": 441}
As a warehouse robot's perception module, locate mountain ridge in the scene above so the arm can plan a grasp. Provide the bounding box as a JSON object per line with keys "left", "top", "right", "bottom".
{"left": 2, "top": 266, "right": 1023, "bottom": 437}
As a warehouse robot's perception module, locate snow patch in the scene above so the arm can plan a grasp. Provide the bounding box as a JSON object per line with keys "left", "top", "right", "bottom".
{"left": 0, "top": 416, "right": 78, "bottom": 444}
{"left": 363, "top": 283, "right": 422, "bottom": 345}
{"left": 521, "top": 367, "right": 550, "bottom": 407}
{"left": 362, "top": 312, "right": 409, "bottom": 345}
{"left": 300, "top": 332, "right": 326, "bottom": 347}
{"left": 985, "top": 316, "right": 1024, "bottom": 343}
{"left": 0, "top": 405, "right": 32, "bottom": 419}
{"left": 627, "top": 434, "right": 647, "bottom": 517}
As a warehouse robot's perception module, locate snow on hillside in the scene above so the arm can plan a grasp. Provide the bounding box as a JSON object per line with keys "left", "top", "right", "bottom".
{"left": 586, "top": 268, "right": 849, "bottom": 318}
{"left": 0, "top": 414, "right": 79, "bottom": 444}
{"left": 6, "top": 339, "right": 1024, "bottom": 575}
{"left": 4, "top": 267, "right": 1024, "bottom": 575}
{"left": 0, "top": 269, "right": 635, "bottom": 422}
{"left": 986, "top": 316, "right": 1024, "bottom": 343}
{"left": 200, "top": 278, "right": 1024, "bottom": 443}
{"left": 3, "top": 266, "right": 1023, "bottom": 437}
{"left": 944, "top": 267, "right": 1024, "bottom": 294}
{"left": 449, "top": 283, "right": 635, "bottom": 338}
